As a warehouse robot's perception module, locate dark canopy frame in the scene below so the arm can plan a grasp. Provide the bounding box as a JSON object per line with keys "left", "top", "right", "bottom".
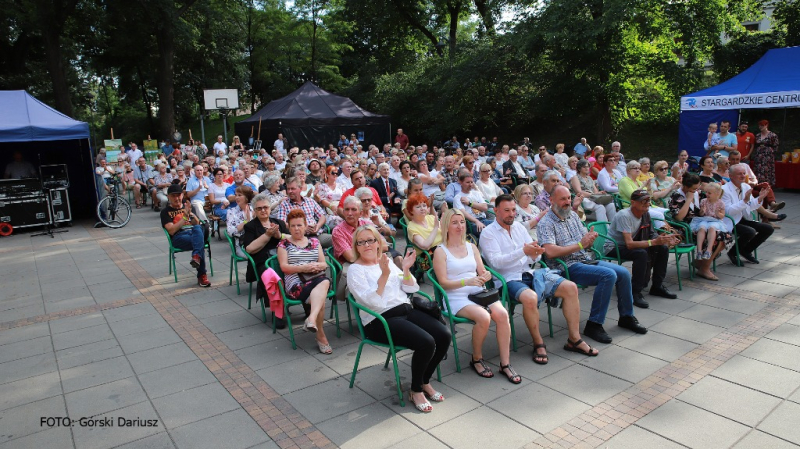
{"left": 0, "top": 91, "right": 96, "bottom": 219}
{"left": 235, "top": 82, "right": 391, "bottom": 151}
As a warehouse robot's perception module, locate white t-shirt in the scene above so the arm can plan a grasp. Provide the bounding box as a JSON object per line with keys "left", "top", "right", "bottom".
{"left": 454, "top": 189, "right": 488, "bottom": 219}
{"left": 213, "top": 142, "right": 227, "bottom": 155}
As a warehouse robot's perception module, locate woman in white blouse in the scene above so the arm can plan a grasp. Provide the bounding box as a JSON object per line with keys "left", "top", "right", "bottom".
{"left": 475, "top": 163, "right": 503, "bottom": 205}
{"left": 596, "top": 155, "right": 624, "bottom": 193}
{"left": 347, "top": 225, "right": 451, "bottom": 413}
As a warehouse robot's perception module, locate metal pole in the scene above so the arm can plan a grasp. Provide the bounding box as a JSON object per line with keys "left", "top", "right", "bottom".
{"left": 200, "top": 112, "right": 206, "bottom": 144}
{"left": 222, "top": 110, "right": 228, "bottom": 143}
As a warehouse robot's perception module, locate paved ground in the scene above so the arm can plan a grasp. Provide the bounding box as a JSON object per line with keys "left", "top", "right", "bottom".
{"left": 1, "top": 195, "right": 800, "bottom": 449}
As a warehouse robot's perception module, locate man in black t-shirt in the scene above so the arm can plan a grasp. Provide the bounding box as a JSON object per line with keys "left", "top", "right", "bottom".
{"left": 161, "top": 183, "right": 211, "bottom": 287}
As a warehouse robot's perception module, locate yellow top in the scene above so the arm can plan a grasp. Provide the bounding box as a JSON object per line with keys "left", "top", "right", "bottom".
{"left": 407, "top": 215, "right": 442, "bottom": 254}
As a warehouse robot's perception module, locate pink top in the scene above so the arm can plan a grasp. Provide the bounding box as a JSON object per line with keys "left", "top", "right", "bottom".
{"left": 699, "top": 198, "right": 724, "bottom": 219}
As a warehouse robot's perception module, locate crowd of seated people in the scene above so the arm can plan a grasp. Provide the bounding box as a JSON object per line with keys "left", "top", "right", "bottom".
{"left": 103, "top": 129, "right": 788, "bottom": 413}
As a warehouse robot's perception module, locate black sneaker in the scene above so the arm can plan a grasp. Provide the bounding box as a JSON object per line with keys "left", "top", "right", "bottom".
{"left": 649, "top": 285, "right": 678, "bottom": 299}
{"left": 583, "top": 321, "right": 612, "bottom": 344}
{"left": 618, "top": 315, "right": 648, "bottom": 334}
{"left": 727, "top": 251, "right": 744, "bottom": 267}
{"left": 633, "top": 293, "right": 649, "bottom": 309}
{"left": 153, "top": 205, "right": 161, "bottom": 212}
{"left": 741, "top": 253, "right": 759, "bottom": 264}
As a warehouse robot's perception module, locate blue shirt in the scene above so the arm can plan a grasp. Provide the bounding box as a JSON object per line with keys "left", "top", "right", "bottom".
{"left": 573, "top": 143, "right": 588, "bottom": 156}
{"left": 186, "top": 175, "right": 212, "bottom": 202}
{"left": 225, "top": 181, "right": 256, "bottom": 199}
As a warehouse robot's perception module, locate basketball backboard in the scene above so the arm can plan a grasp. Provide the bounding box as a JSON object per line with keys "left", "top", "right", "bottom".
{"left": 203, "top": 89, "right": 239, "bottom": 111}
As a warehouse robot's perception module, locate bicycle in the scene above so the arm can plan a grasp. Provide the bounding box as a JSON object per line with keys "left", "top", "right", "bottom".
{"left": 96, "top": 174, "right": 132, "bottom": 228}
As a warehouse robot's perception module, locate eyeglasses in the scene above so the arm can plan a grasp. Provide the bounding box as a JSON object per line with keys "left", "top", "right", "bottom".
{"left": 356, "top": 238, "right": 378, "bottom": 246}
{"left": 255, "top": 206, "right": 269, "bottom": 212}
{"left": 360, "top": 198, "right": 372, "bottom": 203}
{"left": 658, "top": 168, "right": 668, "bottom": 171}
{"left": 480, "top": 170, "right": 491, "bottom": 173}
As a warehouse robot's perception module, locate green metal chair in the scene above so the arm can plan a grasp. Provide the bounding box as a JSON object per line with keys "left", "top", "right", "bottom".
{"left": 347, "top": 292, "right": 441, "bottom": 407}
{"left": 662, "top": 211, "right": 697, "bottom": 290}
{"left": 325, "top": 247, "right": 352, "bottom": 335}
{"left": 584, "top": 221, "right": 626, "bottom": 265}
{"left": 490, "top": 263, "right": 555, "bottom": 350}
{"left": 163, "top": 228, "right": 213, "bottom": 283}
{"left": 266, "top": 255, "right": 339, "bottom": 348}
{"left": 426, "top": 269, "right": 475, "bottom": 372}
{"left": 242, "top": 251, "right": 269, "bottom": 320}
{"left": 398, "top": 216, "right": 434, "bottom": 279}
{"left": 224, "top": 230, "right": 253, "bottom": 304}
{"left": 612, "top": 193, "right": 630, "bottom": 211}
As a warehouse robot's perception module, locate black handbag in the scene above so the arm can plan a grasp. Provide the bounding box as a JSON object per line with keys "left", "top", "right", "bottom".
{"left": 411, "top": 296, "right": 445, "bottom": 325}
{"left": 467, "top": 288, "right": 500, "bottom": 312}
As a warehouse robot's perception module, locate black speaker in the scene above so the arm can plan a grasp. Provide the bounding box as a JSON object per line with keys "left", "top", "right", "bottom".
{"left": 49, "top": 189, "right": 72, "bottom": 223}
{"left": 0, "top": 196, "right": 49, "bottom": 228}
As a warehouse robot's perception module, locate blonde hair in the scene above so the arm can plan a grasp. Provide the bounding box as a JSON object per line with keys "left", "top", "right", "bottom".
{"left": 555, "top": 143, "right": 565, "bottom": 152}
{"left": 440, "top": 208, "right": 467, "bottom": 246}
{"left": 513, "top": 183, "right": 532, "bottom": 201}
{"left": 653, "top": 160, "right": 669, "bottom": 172}
{"left": 704, "top": 182, "right": 722, "bottom": 196}
{"left": 352, "top": 225, "right": 382, "bottom": 259}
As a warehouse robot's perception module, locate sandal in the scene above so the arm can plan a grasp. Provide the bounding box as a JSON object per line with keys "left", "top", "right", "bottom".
{"left": 409, "top": 391, "right": 432, "bottom": 413}
{"left": 424, "top": 390, "right": 445, "bottom": 403}
{"left": 563, "top": 338, "right": 599, "bottom": 357}
{"left": 469, "top": 358, "right": 494, "bottom": 378}
{"left": 304, "top": 320, "right": 318, "bottom": 333}
{"left": 499, "top": 364, "right": 522, "bottom": 384}
{"left": 532, "top": 343, "right": 549, "bottom": 365}
{"left": 317, "top": 340, "right": 332, "bottom": 354}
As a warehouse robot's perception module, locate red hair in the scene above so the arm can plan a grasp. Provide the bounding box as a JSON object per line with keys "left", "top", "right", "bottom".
{"left": 758, "top": 119, "right": 769, "bottom": 127}
{"left": 405, "top": 193, "right": 430, "bottom": 215}
{"left": 286, "top": 209, "right": 307, "bottom": 225}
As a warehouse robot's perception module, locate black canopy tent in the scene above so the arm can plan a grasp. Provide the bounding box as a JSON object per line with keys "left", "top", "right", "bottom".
{"left": 235, "top": 82, "right": 391, "bottom": 151}
{"left": 0, "top": 91, "right": 96, "bottom": 219}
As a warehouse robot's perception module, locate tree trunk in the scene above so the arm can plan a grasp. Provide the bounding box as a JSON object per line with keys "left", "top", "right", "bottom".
{"left": 136, "top": 64, "right": 155, "bottom": 130}
{"left": 40, "top": 10, "right": 73, "bottom": 116}
{"left": 447, "top": 0, "right": 460, "bottom": 60}
{"left": 155, "top": 24, "right": 176, "bottom": 140}
{"left": 473, "top": 0, "right": 495, "bottom": 37}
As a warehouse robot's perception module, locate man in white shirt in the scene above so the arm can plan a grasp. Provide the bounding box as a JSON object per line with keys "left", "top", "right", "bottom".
{"left": 274, "top": 152, "right": 286, "bottom": 172}
{"left": 389, "top": 156, "right": 402, "bottom": 181}
{"left": 213, "top": 136, "right": 227, "bottom": 156}
{"left": 274, "top": 133, "right": 286, "bottom": 155}
{"left": 127, "top": 144, "right": 143, "bottom": 166}
{"left": 721, "top": 164, "right": 772, "bottom": 266}
{"left": 453, "top": 170, "right": 493, "bottom": 238}
{"left": 337, "top": 161, "right": 354, "bottom": 189}
{"left": 480, "top": 194, "right": 598, "bottom": 361}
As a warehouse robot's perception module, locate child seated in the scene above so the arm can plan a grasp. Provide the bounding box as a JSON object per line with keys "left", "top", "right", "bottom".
{"left": 690, "top": 182, "right": 726, "bottom": 260}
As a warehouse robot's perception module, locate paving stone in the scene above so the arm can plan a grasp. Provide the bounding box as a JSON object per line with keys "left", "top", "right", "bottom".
{"left": 732, "top": 430, "right": 800, "bottom": 449}
{"left": 118, "top": 326, "right": 182, "bottom": 355}
{"left": 711, "top": 355, "right": 800, "bottom": 398}
{"left": 578, "top": 345, "right": 668, "bottom": 384}
{"left": 646, "top": 297, "right": 697, "bottom": 315}
{"left": 152, "top": 382, "right": 240, "bottom": 429}
{"left": 214, "top": 324, "right": 283, "bottom": 351}
{"left": 386, "top": 432, "right": 449, "bottom": 449}
{"left": 637, "top": 399, "right": 749, "bottom": 449}
{"left": 0, "top": 371, "right": 62, "bottom": 412}
{"left": 48, "top": 312, "right": 107, "bottom": 335}
{"left": 71, "top": 401, "right": 162, "bottom": 449}
{"left": 649, "top": 316, "right": 725, "bottom": 344}
{"left": 126, "top": 342, "right": 198, "bottom": 375}
{"left": 256, "top": 355, "right": 340, "bottom": 395}
{"left": 52, "top": 323, "right": 115, "bottom": 351}
{"left": 701, "top": 294, "right": 767, "bottom": 315}
{"left": 109, "top": 432, "right": 175, "bottom": 449}
{"left": 487, "top": 382, "right": 591, "bottom": 434}
{"left": 757, "top": 401, "right": 800, "bottom": 444}
{"left": 0, "top": 395, "right": 66, "bottom": 444}
{"left": 617, "top": 331, "right": 699, "bottom": 363}
{"left": 604, "top": 425, "right": 686, "bottom": 449}
{"left": 55, "top": 338, "right": 124, "bottom": 371}
{"left": 0, "top": 351, "right": 58, "bottom": 385}
{"left": 185, "top": 299, "right": 244, "bottom": 319}
{"left": 678, "top": 377, "right": 782, "bottom": 426}
{"left": 284, "top": 377, "right": 377, "bottom": 424}
{"left": 539, "top": 363, "right": 632, "bottom": 406}
{"left": 234, "top": 339, "right": 309, "bottom": 372}
{"left": 0, "top": 322, "right": 49, "bottom": 346}
{"left": 102, "top": 303, "right": 158, "bottom": 323}
{"left": 753, "top": 270, "right": 800, "bottom": 288}
{"left": 44, "top": 296, "right": 96, "bottom": 314}
{"left": 169, "top": 409, "right": 270, "bottom": 449}
{"left": 61, "top": 356, "right": 135, "bottom": 394}
{"left": 201, "top": 311, "right": 263, "bottom": 334}
{"left": 317, "top": 341, "right": 405, "bottom": 376}
{"left": 0, "top": 427, "right": 72, "bottom": 449}
{"left": 65, "top": 377, "right": 149, "bottom": 418}
{"left": 428, "top": 405, "right": 538, "bottom": 448}
{"left": 108, "top": 313, "right": 169, "bottom": 337}
{"left": 740, "top": 338, "right": 800, "bottom": 371}
{"left": 765, "top": 323, "right": 800, "bottom": 347}
{"left": 316, "top": 402, "right": 421, "bottom": 449}
{"left": 137, "top": 359, "right": 217, "bottom": 399}
{"left": 0, "top": 335, "right": 52, "bottom": 364}
{"left": 735, "top": 279, "right": 798, "bottom": 298}
{"left": 677, "top": 304, "right": 748, "bottom": 328}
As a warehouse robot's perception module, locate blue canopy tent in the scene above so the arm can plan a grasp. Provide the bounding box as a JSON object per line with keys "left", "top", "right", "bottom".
{"left": 0, "top": 91, "right": 97, "bottom": 219}
{"left": 679, "top": 46, "right": 800, "bottom": 157}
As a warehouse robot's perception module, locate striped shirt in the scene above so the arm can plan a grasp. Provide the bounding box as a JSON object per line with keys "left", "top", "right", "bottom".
{"left": 278, "top": 238, "right": 321, "bottom": 296}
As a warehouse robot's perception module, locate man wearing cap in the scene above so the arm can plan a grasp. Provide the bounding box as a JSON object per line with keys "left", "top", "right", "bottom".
{"left": 161, "top": 183, "right": 211, "bottom": 287}
{"left": 605, "top": 189, "right": 679, "bottom": 309}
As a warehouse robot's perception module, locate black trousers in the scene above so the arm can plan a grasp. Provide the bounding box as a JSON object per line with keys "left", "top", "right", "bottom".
{"left": 365, "top": 306, "right": 451, "bottom": 392}
{"left": 734, "top": 219, "right": 773, "bottom": 256}
{"left": 614, "top": 244, "right": 669, "bottom": 295}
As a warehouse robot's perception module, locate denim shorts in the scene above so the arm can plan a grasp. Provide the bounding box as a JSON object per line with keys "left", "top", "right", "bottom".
{"left": 506, "top": 270, "right": 565, "bottom": 306}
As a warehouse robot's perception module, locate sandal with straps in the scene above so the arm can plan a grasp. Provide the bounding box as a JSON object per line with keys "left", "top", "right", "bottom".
{"left": 408, "top": 391, "right": 432, "bottom": 413}
{"left": 532, "top": 343, "right": 549, "bottom": 365}
{"left": 499, "top": 364, "right": 522, "bottom": 384}
{"left": 563, "top": 338, "right": 599, "bottom": 357}
{"left": 469, "top": 358, "right": 494, "bottom": 378}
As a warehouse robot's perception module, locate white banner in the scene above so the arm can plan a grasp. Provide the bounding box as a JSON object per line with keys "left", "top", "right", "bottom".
{"left": 681, "top": 91, "right": 800, "bottom": 111}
